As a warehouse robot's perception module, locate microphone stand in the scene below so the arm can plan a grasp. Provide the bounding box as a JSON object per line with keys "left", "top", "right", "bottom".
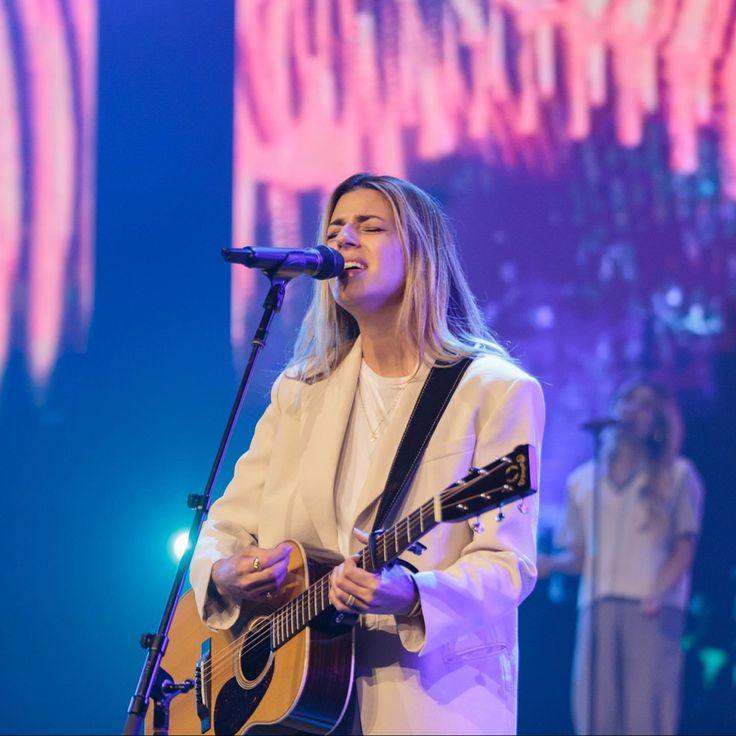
{"left": 123, "top": 272, "right": 291, "bottom": 736}
{"left": 585, "top": 423, "right": 606, "bottom": 736}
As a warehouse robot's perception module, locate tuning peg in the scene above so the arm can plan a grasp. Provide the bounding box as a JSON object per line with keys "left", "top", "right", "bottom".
{"left": 467, "top": 466, "right": 481, "bottom": 476}
{"left": 517, "top": 501, "right": 529, "bottom": 514}
{"left": 472, "top": 516, "right": 485, "bottom": 534}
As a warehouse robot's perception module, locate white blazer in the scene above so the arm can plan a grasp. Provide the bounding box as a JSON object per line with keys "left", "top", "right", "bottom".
{"left": 191, "top": 338, "right": 545, "bottom": 735}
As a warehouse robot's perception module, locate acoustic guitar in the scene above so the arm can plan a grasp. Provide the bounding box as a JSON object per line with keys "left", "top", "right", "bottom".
{"left": 145, "top": 443, "right": 537, "bottom": 735}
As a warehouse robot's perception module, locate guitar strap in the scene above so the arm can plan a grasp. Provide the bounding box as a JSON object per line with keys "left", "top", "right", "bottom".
{"left": 371, "top": 357, "right": 473, "bottom": 534}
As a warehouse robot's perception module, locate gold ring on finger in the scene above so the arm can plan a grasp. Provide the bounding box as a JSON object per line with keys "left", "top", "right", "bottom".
{"left": 252, "top": 556, "right": 261, "bottom": 571}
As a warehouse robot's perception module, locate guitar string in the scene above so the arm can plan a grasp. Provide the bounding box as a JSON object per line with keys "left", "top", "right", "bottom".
{"left": 199, "top": 492, "right": 437, "bottom": 677}
{"left": 202, "top": 479, "right": 524, "bottom": 681}
{"left": 202, "top": 506, "right": 419, "bottom": 668}
{"left": 202, "top": 507, "right": 426, "bottom": 681}
{"left": 203, "top": 480, "right": 516, "bottom": 674}
{"left": 201, "top": 456, "right": 518, "bottom": 674}
{"left": 203, "top": 486, "right": 527, "bottom": 683}
{"left": 201, "top": 477, "right": 519, "bottom": 681}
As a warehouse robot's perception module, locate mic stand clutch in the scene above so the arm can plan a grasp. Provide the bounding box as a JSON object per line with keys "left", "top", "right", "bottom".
{"left": 123, "top": 272, "right": 291, "bottom": 736}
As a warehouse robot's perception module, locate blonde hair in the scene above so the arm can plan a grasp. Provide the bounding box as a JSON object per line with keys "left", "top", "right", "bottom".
{"left": 287, "top": 173, "right": 511, "bottom": 382}
{"left": 608, "top": 380, "right": 684, "bottom": 533}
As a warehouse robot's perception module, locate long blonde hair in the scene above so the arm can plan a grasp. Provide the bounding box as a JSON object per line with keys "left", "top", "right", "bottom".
{"left": 608, "top": 379, "right": 684, "bottom": 533}
{"left": 287, "top": 173, "right": 510, "bottom": 382}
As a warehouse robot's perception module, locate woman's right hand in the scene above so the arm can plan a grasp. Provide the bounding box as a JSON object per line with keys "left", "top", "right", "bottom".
{"left": 211, "top": 542, "right": 293, "bottom": 603}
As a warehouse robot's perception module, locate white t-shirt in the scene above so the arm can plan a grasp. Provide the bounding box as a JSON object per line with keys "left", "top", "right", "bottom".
{"left": 556, "top": 456, "right": 704, "bottom": 610}
{"left": 333, "top": 360, "right": 414, "bottom": 558}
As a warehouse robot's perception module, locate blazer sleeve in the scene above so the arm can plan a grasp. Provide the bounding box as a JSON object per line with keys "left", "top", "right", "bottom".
{"left": 189, "top": 374, "right": 285, "bottom": 629}
{"left": 396, "top": 373, "right": 545, "bottom": 655}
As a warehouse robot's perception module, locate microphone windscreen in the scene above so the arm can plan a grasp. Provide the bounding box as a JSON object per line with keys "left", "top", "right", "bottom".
{"left": 314, "top": 245, "right": 345, "bottom": 279}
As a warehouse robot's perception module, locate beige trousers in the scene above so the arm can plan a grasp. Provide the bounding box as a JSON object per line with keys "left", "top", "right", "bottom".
{"left": 572, "top": 598, "right": 685, "bottom": 735}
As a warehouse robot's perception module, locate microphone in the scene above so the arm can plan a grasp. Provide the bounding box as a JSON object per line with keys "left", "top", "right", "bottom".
{"left": 579, "top": 418, "right": 620, "bottom": 433}
{"left": 222, "top": 245, "right": 344, "bottom": 280}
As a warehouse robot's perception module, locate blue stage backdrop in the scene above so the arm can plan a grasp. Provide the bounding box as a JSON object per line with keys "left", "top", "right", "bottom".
{"left": 0, "top": 1, "right": 734, "bottom": 734}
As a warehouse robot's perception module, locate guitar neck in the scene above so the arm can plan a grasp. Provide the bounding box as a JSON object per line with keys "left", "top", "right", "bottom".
{"left": 268, "top": 445, "right": 535, "bottom": 650}
{"left": 270, "top": 497, "right": 440, "bottom": 649}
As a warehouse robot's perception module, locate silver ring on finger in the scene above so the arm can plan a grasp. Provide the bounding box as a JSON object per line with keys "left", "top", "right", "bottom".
{"left": 266, "top": 591, "right": 272, "bottom": 599}
{"left": 346, "top": 593, "right": 355, "bottom": 608}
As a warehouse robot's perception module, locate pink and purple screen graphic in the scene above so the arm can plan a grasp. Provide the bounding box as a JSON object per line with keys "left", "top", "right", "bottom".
{"left": 228, "top": 0, "right": 736, "bottom": 498}
{"left": 0, "top": 0, "right": 97, "bottom": 390}
{"left": 3, "top": 0, "right": 736, "bottom": 405}
{"left": 231, "top": 0, "right": 736, "bottom": 360}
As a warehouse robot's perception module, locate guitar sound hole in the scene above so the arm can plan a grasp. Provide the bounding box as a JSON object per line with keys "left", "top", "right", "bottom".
{"left": 240, "top": 619, "right": 272, "bottom": 682}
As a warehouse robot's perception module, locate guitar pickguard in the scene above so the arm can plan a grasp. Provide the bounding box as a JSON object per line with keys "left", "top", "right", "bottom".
{"left": 213, "top": 667, "right": 273, "bottom": 735}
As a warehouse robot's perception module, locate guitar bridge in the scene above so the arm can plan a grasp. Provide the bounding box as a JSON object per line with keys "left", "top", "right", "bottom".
{"left": 195, "top": 638, "right": 212, "bottom": 734}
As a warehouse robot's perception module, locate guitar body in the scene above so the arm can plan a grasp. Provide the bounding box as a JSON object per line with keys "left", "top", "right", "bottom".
{"left": 146, "top": 542, "right": 355, "bottom": 735}
{"left": 142, "top": 444, "right": 537, "bottom": 735}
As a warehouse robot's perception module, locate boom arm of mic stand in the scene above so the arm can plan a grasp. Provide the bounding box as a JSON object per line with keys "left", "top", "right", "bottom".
{"left": 122, "top": 276, "right": 290, "bottom": 736}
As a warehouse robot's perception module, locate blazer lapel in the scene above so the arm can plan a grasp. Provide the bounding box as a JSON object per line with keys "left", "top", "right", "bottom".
{"left": 298, "top": 339, "right": 363, "bottom": 552}
{"left": 351, "top": 362, "right": 431, "bottom": 549}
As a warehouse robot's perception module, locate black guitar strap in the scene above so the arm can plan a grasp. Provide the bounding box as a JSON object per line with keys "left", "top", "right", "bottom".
{"left": 371, "top": 357, "right": 473, "bottom": 534}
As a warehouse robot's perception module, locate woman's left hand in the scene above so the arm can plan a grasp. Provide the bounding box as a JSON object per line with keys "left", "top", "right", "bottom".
{"left": 329, "top": 528, "right": 420, "bottom": 616}
{"left": 640, "top": 592, "right": 664, "bottom": 617}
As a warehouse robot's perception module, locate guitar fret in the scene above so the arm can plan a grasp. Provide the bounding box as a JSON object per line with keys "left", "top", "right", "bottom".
{"left": 408, "top": 519, "right": 417, "bottom": 542}
{"left": 415, "top": 506, "right": 428, "bottom": 538}
{"left": 264, "top": 447, "right": 532, "bottom": 658}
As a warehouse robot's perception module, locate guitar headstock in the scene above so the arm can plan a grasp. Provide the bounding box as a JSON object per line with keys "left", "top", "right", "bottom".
{"left": 439, "top": 444, "right": 537, "bottom": 522}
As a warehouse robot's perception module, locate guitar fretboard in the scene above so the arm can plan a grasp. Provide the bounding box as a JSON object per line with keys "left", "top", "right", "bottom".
{"left": 260, "top": 446, "right": 535, "bottom": 651}
{"left": 269, "top": 498, "right": 440, "bottom": 648}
